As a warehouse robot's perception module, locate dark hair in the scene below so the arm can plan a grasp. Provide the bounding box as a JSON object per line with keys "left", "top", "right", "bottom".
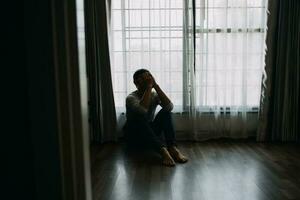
{"left": 133, "top": 68, "right": 149, "bottom": 81}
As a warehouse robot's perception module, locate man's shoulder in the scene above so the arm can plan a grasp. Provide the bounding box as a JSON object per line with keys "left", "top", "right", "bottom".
{"left": 126, "top": 91, "right": 141, "bottom": 107}
{"left": 126, "top": 90, "right": 139, "bottom": 100}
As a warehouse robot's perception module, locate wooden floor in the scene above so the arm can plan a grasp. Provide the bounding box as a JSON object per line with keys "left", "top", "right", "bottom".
{"left": 91, "top": 141, "right": 300, "bottom": 200}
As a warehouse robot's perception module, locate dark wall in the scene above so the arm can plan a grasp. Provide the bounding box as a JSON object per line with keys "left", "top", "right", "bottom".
{"left": 3, "top": 1, "right": 62, "bottom": 200}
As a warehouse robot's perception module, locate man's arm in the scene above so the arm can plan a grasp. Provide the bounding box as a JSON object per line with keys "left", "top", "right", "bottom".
{"left": 139, "top": 86, "right": 153, "bottom": 110}
{"left": 139, "top": 75, "right": 154, "bottom": 110}
{"left": 153, "top": 83, "right": 171, "bottom": 107}
{"left": 151, "top": 75, "right": 173, "bottom": 111}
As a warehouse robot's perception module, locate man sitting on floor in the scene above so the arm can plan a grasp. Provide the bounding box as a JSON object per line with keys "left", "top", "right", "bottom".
{"left": 123, "top": 68, "right": 188, "bottom": 166}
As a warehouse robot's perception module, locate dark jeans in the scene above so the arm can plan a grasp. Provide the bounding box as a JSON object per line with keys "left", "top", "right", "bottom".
{"left": 123, "top": 109, "right": 176, "bottom": 152}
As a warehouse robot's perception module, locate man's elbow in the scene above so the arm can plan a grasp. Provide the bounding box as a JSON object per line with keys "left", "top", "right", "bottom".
{"left": 163, "top": 102, "right": 173, "bottom": 111}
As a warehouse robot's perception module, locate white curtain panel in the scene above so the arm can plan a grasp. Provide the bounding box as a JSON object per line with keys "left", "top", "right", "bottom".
{"left": 109, "top": 0, "right": 268, "bottom": 140}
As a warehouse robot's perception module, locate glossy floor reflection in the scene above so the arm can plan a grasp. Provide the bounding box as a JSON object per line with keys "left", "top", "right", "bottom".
{"left": 91, "top": 141, "right": 300, "bottom": 200}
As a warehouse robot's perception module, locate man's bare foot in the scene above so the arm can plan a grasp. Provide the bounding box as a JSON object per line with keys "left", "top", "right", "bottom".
{"left": 160, "top": 147, "right": 176, "bottom": 167}
{"left": 168, "top": 146, "right": 188, "bottom": 163}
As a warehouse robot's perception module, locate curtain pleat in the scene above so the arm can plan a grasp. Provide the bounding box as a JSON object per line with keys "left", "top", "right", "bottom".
{"left": 257, "top": 0, "right": 300, "bottom": 142}
{"left": 84, "top": 0, "right": 117, "bottom": 144}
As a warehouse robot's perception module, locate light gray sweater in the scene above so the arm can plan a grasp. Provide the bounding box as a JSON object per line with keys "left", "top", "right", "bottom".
{"left": 125, "top": 90, "right": 173, "bottom": 122}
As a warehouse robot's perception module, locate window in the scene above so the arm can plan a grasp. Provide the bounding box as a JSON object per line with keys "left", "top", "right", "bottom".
{"left": 110, "top": 0, "right": 267, "bottom": 112}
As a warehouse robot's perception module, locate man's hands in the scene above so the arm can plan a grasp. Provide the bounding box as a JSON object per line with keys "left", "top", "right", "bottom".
{"left": 138, "top": 71, "right": 172, "bottom": 111}
{"left": 138, "top": 73, "right": 154, "bottom": 110}
{"left": 151, "top": 75, "right": 158, "bottom": 88}
{"left": 143, "top": 73, "right": 157, "bottom": 89}
{"left": 145, "top": 75, "right": 154, "bottom": 88}
{"left": 146, "top": 73, "right": 172, "bottom": 109}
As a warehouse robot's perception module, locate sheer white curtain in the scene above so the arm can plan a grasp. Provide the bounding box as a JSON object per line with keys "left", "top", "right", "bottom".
{"left": 109, "top": 0, "right": 268, "bottom": 140}
{"left": 185, "top": 0, "right": 268, "bottom": 140}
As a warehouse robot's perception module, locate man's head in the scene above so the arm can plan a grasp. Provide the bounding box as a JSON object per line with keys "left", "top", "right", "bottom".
{"left": 133, "top": 68, "right": 152, "bottom": 90}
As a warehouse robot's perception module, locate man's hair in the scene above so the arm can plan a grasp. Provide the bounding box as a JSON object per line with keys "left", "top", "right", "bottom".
{"left": 133, "top": 68, "right": 149, "bottom": 81}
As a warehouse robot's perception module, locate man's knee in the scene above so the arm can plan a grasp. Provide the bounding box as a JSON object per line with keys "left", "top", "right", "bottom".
{"left": 130, "top": 113, "right": 148, "bottom": 122}
{"left": 158, "top": 109, "right": 173, "bottom": 119}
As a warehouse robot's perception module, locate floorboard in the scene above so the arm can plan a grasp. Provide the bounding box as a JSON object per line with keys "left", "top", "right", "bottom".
{"left": 91, "top": 141, "right": 300, "bottom": 200}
